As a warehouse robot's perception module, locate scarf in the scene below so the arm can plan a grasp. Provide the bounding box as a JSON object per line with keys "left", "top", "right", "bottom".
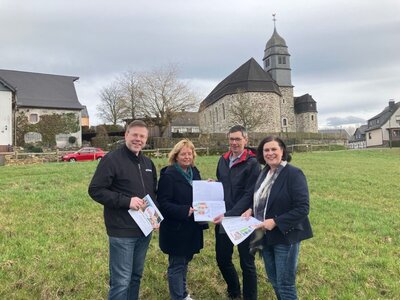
{"left": 253, "top": 161, "right": 287, "bottom": 221}
{"left": 174, "top": 163, "right": 193, "bottom": 185}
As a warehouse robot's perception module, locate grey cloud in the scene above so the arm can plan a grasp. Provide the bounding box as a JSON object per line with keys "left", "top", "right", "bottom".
{"left": 326, "top": 116, "right": 366, "bottom": 126}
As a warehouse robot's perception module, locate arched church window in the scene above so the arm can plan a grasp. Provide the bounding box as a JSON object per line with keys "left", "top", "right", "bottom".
{"left": 311, "top": 115, "right": 314, "bottom": 121}
{"left": 282, "top": 118, "right": 288, "bottom": 127}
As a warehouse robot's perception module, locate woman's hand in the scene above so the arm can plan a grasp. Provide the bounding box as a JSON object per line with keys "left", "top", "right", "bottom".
{"left": 256, "top": 218, "right": 276, "bottom": 231}
{"left": 188, "top": 207, "right": 195, "bottom": 217}
{"left": 213, "top": 213, "right": 224, "bottom": 224}
{"left": 241, "top": 208, "right": 252, "bottom": 220}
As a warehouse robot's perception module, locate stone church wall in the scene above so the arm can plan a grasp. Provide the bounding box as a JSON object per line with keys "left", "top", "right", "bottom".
{"left": 199, "top": 92, "right": 282, "bottom": 133}
{"left": 296, "top": 112, "right": 318, "bottom": 133}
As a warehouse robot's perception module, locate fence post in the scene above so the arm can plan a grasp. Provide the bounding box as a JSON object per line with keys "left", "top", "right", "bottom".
{"left": 56, "top": 149, "right": 59, "bottom": 162}
{"left": 207, "top": 147, "right": 209, "bottom": 156}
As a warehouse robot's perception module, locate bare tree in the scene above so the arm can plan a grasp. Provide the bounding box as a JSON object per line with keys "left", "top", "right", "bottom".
{"left": 118, "top": 71, "right": 142, "bottom": 120}
{"left": 139, "top": 65, "right": 198, "bottom": 137}
{"left": 96, "top": 83, "right": 125, "bottom": 125}
{"left": 229, "top": 90, "right": 265, "bottom": 131}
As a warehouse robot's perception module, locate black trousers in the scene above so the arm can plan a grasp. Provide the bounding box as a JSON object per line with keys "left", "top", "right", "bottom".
{"left": 215, "top": 225, "right": 257, "bottom": 300}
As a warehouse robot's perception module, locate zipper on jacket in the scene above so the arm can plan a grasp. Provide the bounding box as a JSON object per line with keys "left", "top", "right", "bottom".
{"left": 138, "top": 163, "right": 146, "bottom": 195}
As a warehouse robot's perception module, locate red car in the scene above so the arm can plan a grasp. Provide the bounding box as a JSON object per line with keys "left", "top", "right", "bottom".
{"left": 62, "top": 147, "right": 105, "bottom": 162}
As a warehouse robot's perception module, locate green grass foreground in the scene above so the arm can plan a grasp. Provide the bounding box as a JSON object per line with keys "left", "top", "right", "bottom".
{"left": 1, "top": 149, "right": 399, "bottom": 299}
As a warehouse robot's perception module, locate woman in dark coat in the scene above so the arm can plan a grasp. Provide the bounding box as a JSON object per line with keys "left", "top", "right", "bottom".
{"left": 243, "top": 136, "right": 313, "bottom": 300}
{"left": 158, "top": 139, "right": 208, "bottom": 300}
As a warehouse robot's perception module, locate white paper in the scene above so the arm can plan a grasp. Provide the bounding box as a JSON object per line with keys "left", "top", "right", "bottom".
{"left": 192, "top": 180, "right": 225, "bottom": 221}
{"left": 128, "top": 194, "right": 163, "bottom": 236}
{"left": 221, "top": 217, "right": 262, "bottom": 245}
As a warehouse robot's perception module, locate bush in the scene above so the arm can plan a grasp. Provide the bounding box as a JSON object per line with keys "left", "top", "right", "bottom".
{"left": 24, "top": 143, "right": 43, "bottom": 153}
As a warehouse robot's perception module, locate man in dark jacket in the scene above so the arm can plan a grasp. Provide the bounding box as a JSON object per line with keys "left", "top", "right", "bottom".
{"left": 88, "top": 120, "right": 157, "bottom": 300}
{"left": 213, "top": 125, "right": 261, "bottom": 300}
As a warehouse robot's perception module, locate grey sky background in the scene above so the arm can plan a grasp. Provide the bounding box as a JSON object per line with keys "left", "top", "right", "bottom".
{"left": 1, "top": 0, "right": 399, "bottom": 128}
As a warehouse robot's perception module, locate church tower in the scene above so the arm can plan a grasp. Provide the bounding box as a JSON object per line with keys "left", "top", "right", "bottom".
{"left": 263, "top": 15, "right": 295, "bottom": 132}
{"left": 263, "top": 14, "right": 292, "bottom": 87}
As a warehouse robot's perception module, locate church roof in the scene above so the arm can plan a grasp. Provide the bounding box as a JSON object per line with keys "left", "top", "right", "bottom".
{"left": 199, "top": 58, "right": 281, "bottom": 111}
{"left": 0, "top": 69, "right": 83, "bottom": 110}
{"left": 265, "top": 28, "right": 287, "bottom": 49}
{"left": 294, "top": 94, "right": 317, "bottom": 113}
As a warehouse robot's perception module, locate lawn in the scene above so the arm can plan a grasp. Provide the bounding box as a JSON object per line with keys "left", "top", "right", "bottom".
{"left": 0, "top": 149, "right": 399, "bottom": 299}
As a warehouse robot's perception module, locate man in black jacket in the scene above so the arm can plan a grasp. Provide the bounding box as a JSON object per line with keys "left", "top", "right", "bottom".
{"left": 88, "top": 120, "right": 157, "bottom": 300}
{"left": 213, "top": 125, "right": 260, "bottom": 300}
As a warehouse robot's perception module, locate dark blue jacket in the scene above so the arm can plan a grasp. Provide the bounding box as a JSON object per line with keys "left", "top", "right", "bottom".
{"left": 158, "top": 165, "right": 208, "bottom": 256}
{"left": 255, "top": 164, "right": 313, "bottom": 245}
{"left": 217, "top": 148, "right": 261, "bottom": 216}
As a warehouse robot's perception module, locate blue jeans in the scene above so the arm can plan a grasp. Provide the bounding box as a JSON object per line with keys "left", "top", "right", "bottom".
{"left": 108, "top": 235, "right": 152, "bottom": 300}
{"left": 167, "top": 255, "right": 193, "bottom": 300}
{"left": 262, "top": 242, "right": 300, "bottom": 300}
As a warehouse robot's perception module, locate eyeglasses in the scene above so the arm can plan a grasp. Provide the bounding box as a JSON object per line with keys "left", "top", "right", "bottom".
{"left": 229, "top": 138, "right": 243, "bottom": 142}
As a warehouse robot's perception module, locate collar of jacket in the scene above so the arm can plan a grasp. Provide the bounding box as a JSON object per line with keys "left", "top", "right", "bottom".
{"left": 122, "top": 144, "right": 142, "bottom": 162}
{"left": 222, "top": 148, "right": 256, "bottom": 166}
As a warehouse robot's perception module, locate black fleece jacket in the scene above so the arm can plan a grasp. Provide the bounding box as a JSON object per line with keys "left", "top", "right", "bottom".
{"left": 88, "top": 145, "right": 157, "bottom": 237}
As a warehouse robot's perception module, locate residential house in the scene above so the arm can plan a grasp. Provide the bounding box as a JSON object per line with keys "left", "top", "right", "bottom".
{"left": 168, "top": 111, "right": 199, "bottom": 136}
{"left": 365, "top": 100, "right": 400, "bottom": 147}
{"left": 0, "top": 69, "right": 84, "bottom": 149}
{"left": 348, "top": 125, "right": 368, "bottom": 149}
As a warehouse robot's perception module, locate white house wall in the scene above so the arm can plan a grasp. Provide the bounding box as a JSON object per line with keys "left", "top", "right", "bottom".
{"left": 0, "top": 91, "right": 13, "bottom": 146}
{"left": 366, "top": 129, "right": 383, "bottom": 147}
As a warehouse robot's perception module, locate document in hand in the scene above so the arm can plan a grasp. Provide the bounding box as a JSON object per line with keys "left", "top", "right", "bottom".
{"left": 192, "top": 180, "right": 225, "bottom": 221}
{"left": 128, "top": 194, "right": 164, "bottom": 236}
{"left": 221, "top": 217, "right": 262, "bottom": 246}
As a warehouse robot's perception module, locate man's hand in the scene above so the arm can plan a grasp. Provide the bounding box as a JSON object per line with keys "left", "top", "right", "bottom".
{"left": 213, "top": 213, "right": 224, "bottom": 224}
{"left": 256, "top": 218, "right": 276, "bottom": 231}
{"left": 129, "top": 197, "right": 145, "bottom": 210}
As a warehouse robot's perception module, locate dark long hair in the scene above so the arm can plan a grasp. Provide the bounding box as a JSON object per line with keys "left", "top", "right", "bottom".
{"left": 256, "top": 136, "right": 292, "bottom": 165}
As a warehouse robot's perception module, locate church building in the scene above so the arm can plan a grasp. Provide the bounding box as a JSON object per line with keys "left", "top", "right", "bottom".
{"left": 199, "top": 19, "right": 318, "bottom": 134}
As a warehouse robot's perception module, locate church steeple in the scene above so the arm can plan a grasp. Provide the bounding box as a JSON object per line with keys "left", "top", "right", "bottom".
{"left": 263, "top": 14, "right": 292, "bottom": 87}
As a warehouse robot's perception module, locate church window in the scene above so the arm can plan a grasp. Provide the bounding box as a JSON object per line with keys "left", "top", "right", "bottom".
{"left": 282, "top": 99, "right": 285, "bottom": 104}
{"left": 266, "top": 59, "right": 270, "bottom": 67}
{"left": 368, "top": 133, "right": 372, "bottom": 139}
{"left": 311, "top": 115, "right": 314, "bottom": 121}
{"left": 278, "top": 57, "right": 282, "bottom": 64}
{"left": 29, "top": 113, "right": 39, "bottom": 123}
{"left": 222, "top": 103, "right": 225, "bottom": 120}
{"left": 215, "top": 107, "right": 218, "bottom": 122}
{"left": 282, "top": 118, "right": 288, "bottom": 127}
{"left": 282, "top": 56, "right": 286, "bottom": 64}
{"left": 209, "top": 111, "right": 212, "bottom": 124}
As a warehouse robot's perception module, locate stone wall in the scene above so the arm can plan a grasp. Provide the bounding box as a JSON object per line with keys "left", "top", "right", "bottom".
{"left": 199, "top": 92, "right": 282, "bottom": 133}
{"left": 296, "top": 112, "right": 318, "bottom": 133}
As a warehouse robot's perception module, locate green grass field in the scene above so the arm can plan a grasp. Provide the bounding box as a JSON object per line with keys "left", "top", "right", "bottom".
{"left": 1, "top": 149, "right": 399, "bottom": 299}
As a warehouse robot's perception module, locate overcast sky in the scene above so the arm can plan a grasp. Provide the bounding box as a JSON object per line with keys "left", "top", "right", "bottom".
{"left": 1, "top": 0, "right": 399, "bottom": 128}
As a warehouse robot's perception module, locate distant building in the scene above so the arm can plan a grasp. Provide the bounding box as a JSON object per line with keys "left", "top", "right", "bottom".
{"left": 169, "top": 111, "right": 199, "bottom": 136}
{"left": 199, "top": 20, "right": 318, "bottom": 134}
{"left": 348, "top": 125, "right": 368, "bottom": 149}
{"left": 365, "top": 100, "right": 400, "bottom": 147}
{"left": 0, "top": 69, "right": 84, "bottom": 149}
{"left": 81, "top": 105, "right": 90, "bottom": 127}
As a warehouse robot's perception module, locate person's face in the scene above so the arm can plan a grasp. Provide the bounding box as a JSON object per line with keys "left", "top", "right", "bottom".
{"left": 125, "top": 126, "right": 148, "bottom": 154}
{"left": 263, "top": 140, "right": 283, "bottom": 169}
{"left": 228, "top": 131, "right": 248, "bottom": 157}
{"left": 176, "top": 146, "right": 193, "bottom": 170}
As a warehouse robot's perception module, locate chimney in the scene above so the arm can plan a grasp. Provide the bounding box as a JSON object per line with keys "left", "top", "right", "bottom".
{"left": 389, "top": 100, "right": 395, "bottom": 110}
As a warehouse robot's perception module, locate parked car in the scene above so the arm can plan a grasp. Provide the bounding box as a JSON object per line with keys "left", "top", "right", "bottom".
{"left": 61, "top": 147, "right": 105, "bottom": 162}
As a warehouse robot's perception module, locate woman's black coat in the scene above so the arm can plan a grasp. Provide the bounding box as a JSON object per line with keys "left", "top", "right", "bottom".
{"left": 158, "top": 165, "right": 207, "bottom": 256}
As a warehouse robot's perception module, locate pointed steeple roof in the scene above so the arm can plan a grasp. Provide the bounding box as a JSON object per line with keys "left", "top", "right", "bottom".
{"left": 265, "top": 27, "right": 287, "bottom": 49}
{"left": 199, "top": 58, "right": 281, "bottom": 110}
